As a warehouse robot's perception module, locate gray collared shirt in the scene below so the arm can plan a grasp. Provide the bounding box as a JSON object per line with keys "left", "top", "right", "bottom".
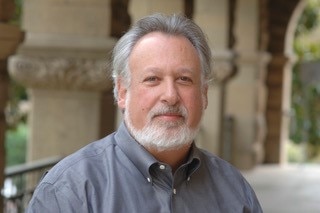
{"left": 26, "top": 122, "right": 262, "bottom": 213}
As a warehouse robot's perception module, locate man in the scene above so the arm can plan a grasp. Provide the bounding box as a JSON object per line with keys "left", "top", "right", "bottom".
{"left": 26, "top": 14, "right": 262, "bottom": 212}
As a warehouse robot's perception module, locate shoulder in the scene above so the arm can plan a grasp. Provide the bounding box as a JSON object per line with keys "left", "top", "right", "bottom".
{"left": 41, "top": 133, "right": 117, "bottom": 185}
{"left": 27, "top": 133, "right": 121, "bottom": 212}
{"left": 198, "top": 148, "right": 242, "bottom": 175}
{"left": 197, "top": 148, "right": 252, "bottom": 194}
{"left": 198, "top": 148, "right": 262, "bottom": 211}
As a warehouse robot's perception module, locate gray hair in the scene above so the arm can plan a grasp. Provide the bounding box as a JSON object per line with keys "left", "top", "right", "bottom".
{"left": 111, "top": 13, "right": 212, "bottom": 101}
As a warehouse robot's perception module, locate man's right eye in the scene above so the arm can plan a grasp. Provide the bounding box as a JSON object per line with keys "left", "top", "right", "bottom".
{"left": 142, "top": 76, "right": 161, "bottom": 86}
{"left": 144, "top": 76, "right": 158, "bottom": 82}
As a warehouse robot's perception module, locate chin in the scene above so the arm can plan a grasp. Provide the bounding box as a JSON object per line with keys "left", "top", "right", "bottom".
{"left": 143, "top": 141, "right": 192, "bottom": 152}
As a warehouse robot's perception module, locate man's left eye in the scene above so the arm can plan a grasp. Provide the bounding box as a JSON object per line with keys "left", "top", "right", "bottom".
{"left": 179, "top": 76, "right": 192, "bottom": 82}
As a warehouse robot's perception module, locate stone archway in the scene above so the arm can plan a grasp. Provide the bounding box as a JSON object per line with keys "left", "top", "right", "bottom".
{"left": 263, "top": 0, "right": 304, "bottom": 164}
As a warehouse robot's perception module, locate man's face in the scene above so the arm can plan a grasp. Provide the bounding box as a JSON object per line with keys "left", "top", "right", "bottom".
{"left": 117, "top": 32, "right": 208, "bottom": 150}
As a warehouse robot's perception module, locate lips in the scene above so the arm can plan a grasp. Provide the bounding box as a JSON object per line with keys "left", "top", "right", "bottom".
{"left": 150, "top": 106, "right": 187, "bottom": 121}
{"left": 154, "top": 113, "right": 184, "bottom": 120}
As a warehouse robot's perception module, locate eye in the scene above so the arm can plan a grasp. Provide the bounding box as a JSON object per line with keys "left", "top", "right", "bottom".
{"left": 178, "top": 76, "right": 193, "bottom": 83}
{"left": 142, "top": 76, "right": 161, "bottom": 85}
{"left": 144, "top": 76, "right": 158, "bottom": 82}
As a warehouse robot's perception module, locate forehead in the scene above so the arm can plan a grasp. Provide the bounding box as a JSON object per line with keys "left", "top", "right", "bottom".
{"left": 132, "top": 32, "right": 195, "bottom": 52}
{"left": 129, "top": 32, "right": 200, "bottom": 70}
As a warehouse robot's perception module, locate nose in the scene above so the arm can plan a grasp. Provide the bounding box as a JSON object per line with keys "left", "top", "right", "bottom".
{"left": 161, "top": 80, "right": 180, "bottom": 105}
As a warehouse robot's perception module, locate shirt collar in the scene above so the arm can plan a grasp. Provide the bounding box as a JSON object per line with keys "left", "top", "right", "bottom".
{"left": 184, "top": 143, "right": 201, "bottom": 178}
{"left": 115, "top": 122, "right": 157, "bottom": 180}
{"left": 114, "top": 122, "right": 202, "bottom": 180}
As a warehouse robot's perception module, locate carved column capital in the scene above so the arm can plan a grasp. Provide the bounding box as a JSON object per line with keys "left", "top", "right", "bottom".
{"left": 9, "top": 54, "right": 112, "bottom": 91}
{"left": 211, "top": 50, "right": 234, "bottom": 85}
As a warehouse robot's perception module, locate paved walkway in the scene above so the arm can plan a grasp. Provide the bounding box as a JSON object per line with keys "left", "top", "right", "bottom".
{"left": 242, "top": 164, "right": 320, "bottom": 213}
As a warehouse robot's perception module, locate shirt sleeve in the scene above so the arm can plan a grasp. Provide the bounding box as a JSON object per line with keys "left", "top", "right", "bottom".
{"left": 243, "top": 178, "right": 263, "bottom": 213}
{"left": 26, "top": 182, "right": 88, "bottom": 213}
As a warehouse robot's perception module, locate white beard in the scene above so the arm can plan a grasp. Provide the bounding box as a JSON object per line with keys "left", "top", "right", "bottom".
{"left": 124, "top": 94, "right": 201, "bottom": 152}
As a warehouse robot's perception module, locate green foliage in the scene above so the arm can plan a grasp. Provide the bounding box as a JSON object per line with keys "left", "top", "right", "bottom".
{"left": 294, "top": 0, "right": 320, "bottom": 60}
{"left": 6, "top": 79, "right": 28, "bottom": 129}
{"left": 5, "top": 75, "right": 28, "bottom": 168}
{"left": 290, "top": 0, "right": 320, "bottom": 161}
{"left": 287, "top": 141, "right": 305, "bottom": 163}
{"left": 295, "top": 0, "right": 320, "bottom": 37}
{"left": 307, "top": 85, "right": 320, "bottom": 147}
{"left": 294, "top": 0, "right": 320, "bottom": 61}
{"left": 5, "top": 0, "right": 28, "bottom": 168}
{"left": 290, "top": 65, "right": 304, "bottom": 144}
{"left": 5, "top": 123, "right": 27, "bottom": 167}
{"left": 294, "top": 42, "right": 320, "bottom": 61}
{"left": 10, "top": 0, "right": 23, "bottom": 26}
{"left": 290, "top": 66, "right": 320, "bottom": 148}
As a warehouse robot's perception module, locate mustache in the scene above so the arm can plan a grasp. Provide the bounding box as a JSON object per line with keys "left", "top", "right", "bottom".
{"left": 149, "top": 105, "right": 188, "bottom": 119}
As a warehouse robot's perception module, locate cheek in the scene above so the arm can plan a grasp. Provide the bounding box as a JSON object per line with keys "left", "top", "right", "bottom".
{"left": 185, "top": 89, "right": 205, "bottom": 106}
{"left": 183, "top": 91, "right": 206, "bottom": 122}
{"left": 128, "top": 89, "right": 156, "bottom": 114}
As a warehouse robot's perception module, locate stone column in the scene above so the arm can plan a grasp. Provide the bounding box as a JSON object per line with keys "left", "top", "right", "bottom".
{"left": 193, "top": 0, "right": 233, "bottom": 155}
{"left": 225, "top": 0, "right": 269, "bottom": 169}
{"left": 263, "top": 0, "right": 301, "bottom": 164}
{"left": 8, "top": 0, "right": 115, "bottom": 161}
{"left": 129, "top": 0, "right": 184, "bottom": 23}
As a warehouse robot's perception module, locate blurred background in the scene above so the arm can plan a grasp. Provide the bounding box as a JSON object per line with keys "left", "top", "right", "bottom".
{"left": 1, "top": 0, "right": 319, "bottom": 212}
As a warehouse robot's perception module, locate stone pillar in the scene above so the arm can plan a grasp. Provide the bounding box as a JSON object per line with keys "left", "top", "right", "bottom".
{"left": 265, "top": 54, "right": 289, "bottom": 164}
{"left": 193, "top": 0, "right": 232, "bottom": 155}
{"left": 225, "top": 0, "right": 269, "bottom": 169}
{"left": 0, "top": 0, "right": 14, "bottom": 21}
{"left": 129, "top": 0, "right": 184, "bottom": 23}
{"left": 8, "top": 0, "right": 115, "bottom": 161}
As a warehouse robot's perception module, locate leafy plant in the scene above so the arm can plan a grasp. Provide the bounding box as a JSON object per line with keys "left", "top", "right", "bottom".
{"left": 5, "top": 123, "right": 27, "bottom": 166}
{"left": 5, "top": 0, "right": 28, "bottom": 167}
{"left": 290, "top": 0, "right": 320, "bottom": 162}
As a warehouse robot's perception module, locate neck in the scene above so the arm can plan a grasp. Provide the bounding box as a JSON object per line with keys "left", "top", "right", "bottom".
{"left": 147, "top": 144, "right": 192, "bottom": 173}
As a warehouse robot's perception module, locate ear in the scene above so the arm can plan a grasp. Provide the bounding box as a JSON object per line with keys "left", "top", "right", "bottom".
{"left": 117, "top": 78, "right": 127, "bottom": 110}
{"left": 203, "top": 85, "right": 208, "bottom": 109}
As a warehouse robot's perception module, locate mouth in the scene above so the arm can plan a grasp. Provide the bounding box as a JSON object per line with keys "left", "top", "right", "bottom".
{"left": 154, "top": 113, "right": 184, "bottom": 121}
{"left": 149, "top": 106, "right": 187, "bottom": 125}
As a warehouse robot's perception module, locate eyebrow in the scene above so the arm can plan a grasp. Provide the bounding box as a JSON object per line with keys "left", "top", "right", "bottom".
{"left": 176, "top": 68, "right": 195, "bottom": 74}
{"left": 143, "top": 67, "right": 195, "bottom": 74}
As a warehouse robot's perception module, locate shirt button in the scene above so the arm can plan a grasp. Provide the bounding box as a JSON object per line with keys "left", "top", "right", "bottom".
{"left": 187, "top": 177, "right": 191, "bottom": 181}
{"left": 147, "top": 177, "right": 151, "bottom": 183}
{"left": 173, "top": 188, "right": 177, "bottom": 195}
{"left": 159, "top": 165, "right": 166, "bottom": 170}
